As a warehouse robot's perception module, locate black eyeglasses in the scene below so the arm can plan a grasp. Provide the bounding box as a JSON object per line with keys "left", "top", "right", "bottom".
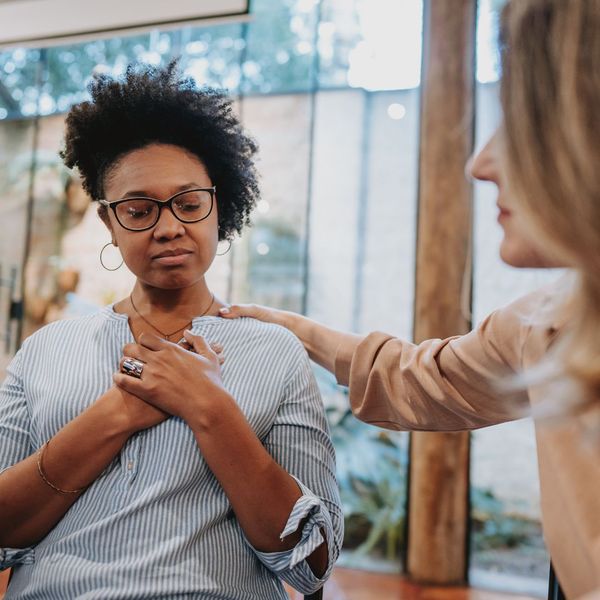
{"left": 99, "top": 187, "right": 216, "bottom": 232}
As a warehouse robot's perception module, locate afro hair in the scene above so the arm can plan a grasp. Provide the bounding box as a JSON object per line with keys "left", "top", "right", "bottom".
{"left": 60, "top": 61, "right": 259, "bottom": 241}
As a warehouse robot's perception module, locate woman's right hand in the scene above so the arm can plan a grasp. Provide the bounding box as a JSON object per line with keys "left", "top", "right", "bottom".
{"left": 219, "top": 304, "right": 295, "bottom": 330}
{"left": 220, "top": 302, "right": 362, "bottom": 376}
{"left": 104, "top": 385, "right": 169, "bottom": 434}
{"left": 104, "top": 340, "right": 224, "bottom": 435}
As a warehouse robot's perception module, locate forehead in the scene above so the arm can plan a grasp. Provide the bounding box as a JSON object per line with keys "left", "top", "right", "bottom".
{"left": 105, "top": 143, "right": 210, "bottom": 197}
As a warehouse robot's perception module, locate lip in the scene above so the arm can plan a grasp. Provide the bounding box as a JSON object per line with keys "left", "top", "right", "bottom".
{"left": 497, "top": 205, "right": 511, "bottom": 221}
{"left": 151, "top": 248, "right": 193, "bottom": 266}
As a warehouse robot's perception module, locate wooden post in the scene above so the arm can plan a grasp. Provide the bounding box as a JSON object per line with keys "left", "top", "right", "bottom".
{"left": 407, "top": 0, "right": 476, "bottom": 584}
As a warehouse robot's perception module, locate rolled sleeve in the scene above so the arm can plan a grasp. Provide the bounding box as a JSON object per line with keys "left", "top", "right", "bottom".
{"left": 257, "top": 336, "right": 343, "bottom": 594}
{"left": 250, "top": 478, "right": 336, "bottom": 593}
{"left": 338, "top": 293, "right": 543, "bottom": 431}
{"left": 0, "top": 547, "right": 34, "bottom": 571}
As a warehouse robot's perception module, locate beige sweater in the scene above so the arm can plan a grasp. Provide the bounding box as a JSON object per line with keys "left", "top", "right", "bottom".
{"left": 335, "top": 285, "right": 599, "bottom": 598}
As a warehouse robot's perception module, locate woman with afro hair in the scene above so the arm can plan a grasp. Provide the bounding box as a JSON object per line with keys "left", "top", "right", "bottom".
{"left": 0, "top": 62, "right": 342, "bottom": 599}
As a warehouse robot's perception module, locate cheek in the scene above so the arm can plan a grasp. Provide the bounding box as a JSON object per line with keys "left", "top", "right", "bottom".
{"left": 113, "top": 231, "right": 151, "bottom": 268}
{"left": 201, "top": 212, "right": 220, "bottom": 253}
{"left": 498, "top": 219, "right": 554, "bottom": 268}
{"left": 200, "top": 226, "right": 219, "bottom": 260}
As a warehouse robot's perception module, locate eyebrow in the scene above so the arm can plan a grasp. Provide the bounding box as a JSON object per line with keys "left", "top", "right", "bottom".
{"left": 121, "top": 183, "right": 207, "bottom": 198}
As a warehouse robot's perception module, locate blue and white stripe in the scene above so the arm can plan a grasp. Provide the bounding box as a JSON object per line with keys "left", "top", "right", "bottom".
{"left": 0, "top": 308, "right": 343, "bottom": 599}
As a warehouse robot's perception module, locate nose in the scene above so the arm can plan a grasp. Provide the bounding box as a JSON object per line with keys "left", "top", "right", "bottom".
{"left": 152, "top": 205, "right": 186, "bottom": 240}
{"left": 467, "top": 131, "right": 499, "bottom": 184}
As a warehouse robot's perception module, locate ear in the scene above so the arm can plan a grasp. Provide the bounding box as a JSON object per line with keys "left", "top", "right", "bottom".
{"left": 97, "top": 204, "right": 116, "bottom": 244}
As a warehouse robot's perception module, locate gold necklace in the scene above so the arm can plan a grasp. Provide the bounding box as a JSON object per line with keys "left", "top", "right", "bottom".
{"left": 129, "top": 293, "right": 215, "bottom": 340}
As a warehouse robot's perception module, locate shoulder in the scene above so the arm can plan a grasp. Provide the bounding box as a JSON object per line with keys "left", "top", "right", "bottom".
{"left": 490, "top": 274, "right": 570, "bottom": 333}
{"left": 20, "top": 309, "right": 109, "bottom": 354}
{"left": 220, "top": 316, "right": 305, "bottom": 352}
{"left": 212, "top": 317, "right": 309, "bottom": 373}
{"left": 476, "top": 274, "right": 570, "bottom": 366}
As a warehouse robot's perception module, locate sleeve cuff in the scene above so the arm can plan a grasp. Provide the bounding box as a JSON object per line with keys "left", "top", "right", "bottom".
{"left": 334, "top": 337, "right": 361, "bottom": 386}
{"left": 334, "top": 332, "right": 395, "bottom": 389}
{"left": 248, "top": 478, "right": 337, "bottom": 593}
{"left": 1, "top": 547, "right": 34, "bottom": 571}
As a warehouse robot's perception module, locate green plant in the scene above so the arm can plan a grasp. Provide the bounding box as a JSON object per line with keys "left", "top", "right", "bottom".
{"left": 471, "top": 487, "right": 543, "bottom": 551}
{"left": 321, "top": 374, "right": 408, "bottom": 562}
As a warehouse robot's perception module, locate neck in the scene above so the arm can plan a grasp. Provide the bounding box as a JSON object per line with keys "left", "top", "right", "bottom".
{"left": 130, "top": 279, "right": 216, "bottom": 318}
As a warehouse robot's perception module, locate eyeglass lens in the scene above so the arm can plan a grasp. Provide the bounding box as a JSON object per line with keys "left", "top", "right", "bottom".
{"left": 115, "top": 190, "right": 212, "bottom": 230}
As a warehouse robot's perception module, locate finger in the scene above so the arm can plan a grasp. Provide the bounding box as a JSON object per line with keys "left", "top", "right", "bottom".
{"left": 218, "top": 304, "right": 259, "bottom": 319}
{"left": 183, "top": 330, "right": 213, "bottom": 356}
{"left": 218, "top": 354, "right": 225, "bottom": 366}
{"left": 209, "top": 342, "right": 223, "bottom": 354}
{"left": 122, "top": 344, "right": 153, "bottom": 363}
{"left": 138, "top": 331, "right": 166, "bottom": 351}
{"left": 176, "top": 337, "right": 194, "bottom": 352}
{"left": 113, "top": 372, "right": 145, "bottom": 396}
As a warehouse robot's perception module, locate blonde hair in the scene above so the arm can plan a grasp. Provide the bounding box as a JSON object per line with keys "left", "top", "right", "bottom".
{"left": 500, "top": 0, "right": 600, "bottom": 412}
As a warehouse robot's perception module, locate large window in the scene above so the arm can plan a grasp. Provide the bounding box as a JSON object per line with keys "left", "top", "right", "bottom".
{"left": 0, "top": 0, "right": 421, "bottom": 574}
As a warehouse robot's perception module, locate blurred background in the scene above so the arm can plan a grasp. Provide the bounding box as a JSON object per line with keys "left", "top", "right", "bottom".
{"left": 0, "top": 0, "right": 561, "bottom": 595}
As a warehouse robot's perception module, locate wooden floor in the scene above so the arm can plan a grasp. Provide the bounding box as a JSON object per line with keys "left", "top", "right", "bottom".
{"left": 0, "top": 570, "right": 7, "bottom": 597}
{"left": 1, "top": 567, "right": 537, "bottom": 600}
{"left": 0, "top": 571, "right": 10, "bottom": 600}
{"left": 286, "top": 568, "right": 537, "bottom": 600}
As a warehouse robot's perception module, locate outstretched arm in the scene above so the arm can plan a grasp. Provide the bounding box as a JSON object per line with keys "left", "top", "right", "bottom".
{"left": 219, "top": 304, "right": 362, "bottom": 374}
{"left": 220, "top": 292, "right": 539, "bottom": 432}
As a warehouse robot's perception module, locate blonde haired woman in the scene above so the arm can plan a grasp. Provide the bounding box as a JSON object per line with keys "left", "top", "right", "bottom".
{"left": 221, "top": 0, "right": 600, "bottom": 596}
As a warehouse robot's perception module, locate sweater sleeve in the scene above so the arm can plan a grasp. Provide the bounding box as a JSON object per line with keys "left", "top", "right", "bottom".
{"left": 334, "top": 292, "right": 547, "bottom": 431}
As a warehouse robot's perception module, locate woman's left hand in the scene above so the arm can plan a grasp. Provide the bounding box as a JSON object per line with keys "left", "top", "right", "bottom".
{"left": 113, "top": 330, "right": 231, "bottom": 424}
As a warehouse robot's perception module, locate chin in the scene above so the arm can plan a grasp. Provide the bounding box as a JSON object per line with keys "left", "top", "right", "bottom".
{"left": 141, "top": 272, "right": 200, "bottom": 290}
{"left": 499, "top": 240, "right": 556, "bottom": 269}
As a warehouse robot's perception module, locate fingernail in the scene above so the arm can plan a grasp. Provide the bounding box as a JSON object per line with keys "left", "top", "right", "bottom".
{"left": 219, "top": 307, "right": 230, "bottom": 315}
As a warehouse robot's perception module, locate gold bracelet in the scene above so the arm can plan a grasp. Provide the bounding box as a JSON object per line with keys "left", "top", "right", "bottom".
{"left": 37, "top": 440, "right": 86, "bottom": 495}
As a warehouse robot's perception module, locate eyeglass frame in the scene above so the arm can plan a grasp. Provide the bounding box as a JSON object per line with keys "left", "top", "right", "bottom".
{"left": 98, "top": 186, "right": 216, "bottom": 232}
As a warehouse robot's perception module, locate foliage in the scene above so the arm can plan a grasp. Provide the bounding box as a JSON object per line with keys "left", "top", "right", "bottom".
{"left": 471, "top": 487, "right": 543, "bottom": 551}
{"left": 0, "top": 0, "right": 359, "bottom": 120}
{"left": 321, "top": 374, "right": 408, "bottom": 562}
{"left": 317, "top": 368, "right": 542, "bottom": 564}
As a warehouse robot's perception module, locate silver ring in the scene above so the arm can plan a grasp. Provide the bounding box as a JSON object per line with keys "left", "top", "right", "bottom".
{"left": 121, "top": 357, "right": 144, "bottom": 379}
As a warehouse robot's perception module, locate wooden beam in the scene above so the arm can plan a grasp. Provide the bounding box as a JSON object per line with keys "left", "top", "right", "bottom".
{"left": 407, "top": 0, "right": 476, "bottom": 584}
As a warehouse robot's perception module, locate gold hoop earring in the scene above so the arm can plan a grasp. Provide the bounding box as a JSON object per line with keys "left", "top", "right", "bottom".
{"left": 216, "top": 239, "right": 232, "bottom": 256}
{"left": 100, "top": 242, "right": 123, "bottom": 271}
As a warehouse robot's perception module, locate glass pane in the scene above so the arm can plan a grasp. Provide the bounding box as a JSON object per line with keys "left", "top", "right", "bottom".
{"left": 229, "top": 92, "right": 312, "bottom": 312}
{"left": 44, "top": 33, "right": 154, "bottom": 113}
{"left": 0, "top": 48, "right": 43, "bottom": 119}
{"left": 178, "top": 23, "right": 246, "bottom": 93}
{"left": 241, "top": 0, "right": 318, "bottom": 95}
{"left": 23, "top": 114, "right": 135, "bottom": 341}
{"left": 1, "top": 0, "right": 421, "bottom": 577}
{"left": 0, "top": 118, "right": 36, "bottom": 374}
{"left": 319, "top": 0, "right": 423, "bottom": 92}
{"left": 307, "top": 88, "right": 418, "bottom": 571}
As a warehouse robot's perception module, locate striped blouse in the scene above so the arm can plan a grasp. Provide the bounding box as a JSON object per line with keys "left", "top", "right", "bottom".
{"left": 0, "top": 307, "right": 343, "bottom": 599}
